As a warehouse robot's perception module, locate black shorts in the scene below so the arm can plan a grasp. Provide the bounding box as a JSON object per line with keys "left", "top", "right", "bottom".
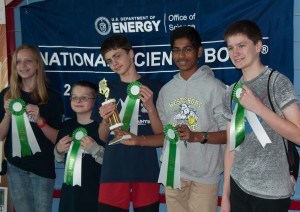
{"left": 230, "top": 177, "right": 290, "bottom": 212}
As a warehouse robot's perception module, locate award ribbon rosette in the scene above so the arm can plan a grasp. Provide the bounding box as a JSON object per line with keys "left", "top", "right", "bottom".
{"left": 158, "top": 124, "right": 181, "bottom": 189}
{"left": 9, "top": 98, "right": 41, "bottom": 157}
{"left": 119, "top": 81, "right": 141, "bottom": 133}
{"left": 230, "top": 83, "right": 272, "bottom": 151}
{"left": 64, "top": 127, "right": 87, "bottom": 186}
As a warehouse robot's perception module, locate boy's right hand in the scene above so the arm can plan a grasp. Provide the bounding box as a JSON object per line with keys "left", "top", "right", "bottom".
{"left": 56, "top": 135, "right": 72, "bottom": 154}
{"left": 99, "top": 103, "right": 116, "bottom": 123}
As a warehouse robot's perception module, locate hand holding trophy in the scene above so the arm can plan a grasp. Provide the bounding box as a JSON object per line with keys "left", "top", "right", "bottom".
{"left": 99, "top": 78, "right": 131, "bottom": 145}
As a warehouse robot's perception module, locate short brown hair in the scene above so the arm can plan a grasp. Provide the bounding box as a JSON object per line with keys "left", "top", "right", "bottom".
{"left": 224, "top": 20, "right": 262, "bottom": 45}
{"left": 100, "top": 35, "right": 133, "bottom": 58}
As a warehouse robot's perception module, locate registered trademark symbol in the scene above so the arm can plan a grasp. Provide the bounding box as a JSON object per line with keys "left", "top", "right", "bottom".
{"left": 261, "top": 45, "right": 268, "bottom": 54}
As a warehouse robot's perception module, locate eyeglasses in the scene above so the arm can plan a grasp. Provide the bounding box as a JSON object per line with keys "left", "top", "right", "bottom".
{"left": 70, "top": 96, "right": 95, "bottom": 102}
{"left": 172, "top": 46, "right": 195, "bottom": 54}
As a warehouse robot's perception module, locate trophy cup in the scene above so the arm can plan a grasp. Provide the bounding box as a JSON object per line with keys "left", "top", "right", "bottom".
{"left": 99, "top": 78, "right": 130, "bottom": 145}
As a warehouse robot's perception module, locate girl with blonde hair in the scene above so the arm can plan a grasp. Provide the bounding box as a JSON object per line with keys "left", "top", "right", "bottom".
{"left": 0, "top": 44, "right": 63, "bottom": 212}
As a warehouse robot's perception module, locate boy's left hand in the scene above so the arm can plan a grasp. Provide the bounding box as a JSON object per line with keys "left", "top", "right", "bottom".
{"left": 175, "top": 124, "right": 195, "bottom": 142}
{"left": 121, "top": 132, "right": 139, "bottom": 146}
{"left": 139, "top": 85, "right": 155, "bottom": 113}
{"left": 239, "top": 84, "right": 264, "bottom": 114}
{"left": 81, "top": 136, "right": 95, "bottom": 151}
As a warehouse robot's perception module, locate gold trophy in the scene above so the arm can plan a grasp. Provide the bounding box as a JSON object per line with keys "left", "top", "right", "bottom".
{"left": 99, "top": 78, "right": 130, "bottom": 145}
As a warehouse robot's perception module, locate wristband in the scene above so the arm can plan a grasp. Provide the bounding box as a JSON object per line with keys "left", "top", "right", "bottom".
{"left": 37, "top": 118, "right": 46, "bottom": 128}
{"left": 201, "top": 132, "right": 208, "bottom": 144}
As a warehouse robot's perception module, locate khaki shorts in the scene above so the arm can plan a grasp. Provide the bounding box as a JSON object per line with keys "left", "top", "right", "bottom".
{"left": 165, "top": 178, "right": 219, "bottom": 212}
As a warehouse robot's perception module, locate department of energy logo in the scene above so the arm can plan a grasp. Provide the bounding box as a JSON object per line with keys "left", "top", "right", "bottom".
{"left": 95, "top": 17, "right": 111, "bottom": 35}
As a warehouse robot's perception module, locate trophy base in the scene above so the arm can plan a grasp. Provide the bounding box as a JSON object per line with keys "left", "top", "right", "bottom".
{"left": 109, "top": 123, "right": 123, "bottom": 131}
{"left": 108, "top": 134, "right": 131, "bottom": 145}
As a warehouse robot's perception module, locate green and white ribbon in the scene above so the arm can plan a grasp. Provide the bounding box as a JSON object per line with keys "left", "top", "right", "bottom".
{"left": 64, "top": 127, "right": 87, "bottom": 186}
{"left": 9, "top": 98, "right": 41, "bottom": 157}
{"left": 119, "top": 81, "right": 141, "bottom": 133}
{"left": 230, "top": 83, "right": 272, "bottom": 151}
{"left": 230, "top": 83, "right": 245, "bottom": 150}
{"left": 158, "top": 124, "right": 181, "bottom": 189}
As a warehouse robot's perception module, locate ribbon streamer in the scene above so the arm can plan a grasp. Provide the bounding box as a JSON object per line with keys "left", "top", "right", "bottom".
{"left": 230, "top": 84, "right": 272, "bottom": 151}
{"left": 158, "top": 124, "right": 181, "bottom": 189}
{"left": 9, "top": 98, "right": 41, "bottom": 157}
{"left": 64, "top": 127, "right": 87, "bottom": 186}
{"left": 231, "top": 83, "right": 245, "bottom": 150}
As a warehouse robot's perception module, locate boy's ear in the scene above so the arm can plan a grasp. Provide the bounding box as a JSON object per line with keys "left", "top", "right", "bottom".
{"left": 128, "top": 49, "right": 135, "bottom": 59}
{"left": 255, "top": 40, "right": 263, "bottom": 53}
{"left": 197, "top": 46, "right": 203, "bottom": 58}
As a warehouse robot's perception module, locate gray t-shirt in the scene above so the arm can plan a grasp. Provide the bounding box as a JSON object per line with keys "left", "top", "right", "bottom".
{"left": 223, "top": 67, "right": 298, "bottom": 199}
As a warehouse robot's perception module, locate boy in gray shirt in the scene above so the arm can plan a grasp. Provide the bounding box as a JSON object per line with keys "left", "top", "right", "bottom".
{"left": 156, "top": 26, "right": 227, "bottom": 212}
{"left": 221, "top": 20, "right": 300, "bottom": 212}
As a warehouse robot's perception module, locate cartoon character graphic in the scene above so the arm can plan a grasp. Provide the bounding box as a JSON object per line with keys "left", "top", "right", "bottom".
{"left": 174, "top": 103, "right": 199, "bottom": 126}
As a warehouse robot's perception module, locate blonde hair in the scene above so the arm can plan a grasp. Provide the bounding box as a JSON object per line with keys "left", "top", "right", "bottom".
{"left": 5, "top": 44, "right": 49, "bottom": 104}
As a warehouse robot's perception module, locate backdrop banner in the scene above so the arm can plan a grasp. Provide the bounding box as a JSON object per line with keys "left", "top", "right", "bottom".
{"left": 20, "top": 0, "right": 293, "bottom": 117}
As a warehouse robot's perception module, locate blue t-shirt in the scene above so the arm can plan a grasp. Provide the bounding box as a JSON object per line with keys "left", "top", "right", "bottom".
{"left": 91, "top": 76, "right": 161, "bottom": 183}
{"left": 0, "top": 87, "right": 63, "bottom": 179}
